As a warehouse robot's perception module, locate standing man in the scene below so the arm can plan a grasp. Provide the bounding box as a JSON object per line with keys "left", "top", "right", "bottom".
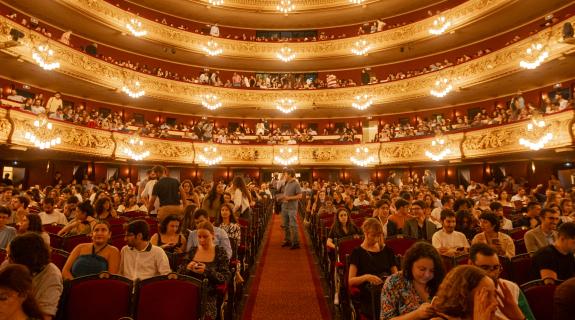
{"left": 279, "top": 168, "right": 302, "bottom": 249}
{"left": 147, "top": 165, "right": 183, "bottom": 222}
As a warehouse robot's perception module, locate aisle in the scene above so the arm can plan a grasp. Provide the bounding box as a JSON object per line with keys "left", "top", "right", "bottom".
{"left": 242, "top": 214, "right": 331, "bottom": 320}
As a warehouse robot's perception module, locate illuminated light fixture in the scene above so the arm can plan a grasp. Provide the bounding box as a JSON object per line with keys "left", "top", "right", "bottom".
{"left": 200, "top": 94, "right": 222, "bottom": 110}
{"left": 352, "top": 94, "right": 373, "bottom": 110}
{"left": 126, "top": 18, "right": 147, "bottom": 37}
{"left": 277, "top": 0, "right": 294, "bottom": 14}
{"left": 519, "top": 115, "right": 553, "bottom": 150}
{"left": 276, "top": 46, "right": 296, "bottom": 62}
{"left": 519, "top": 42, "right": 549, "bottom": 69}
{"left": 350, "top": 146, "right": 376, "bottom": 167}
{"left": 275, "top": 99, "right": 297, "bottom": 113}
{"left": 201, "top": 39, "right": 223, "bottom": 56}
{"left": 274, "top": 147, "right": 298, "bottom": 166}
{"left": 32, "top": 44, "right": 60, "bottom": 70}
{"left": 121, "top": 81, "right": 145, "bottom": 98}
{"left": 351, "top": 39, "right": 371, "bottom": 56}
{"left": 430, "top": 78, "right": 453, "bottom": 98}
{"left": 123, "top": 135, "right": 150, "bottom": 161}
{"left": 429, "top": 16, "right": 451, "bottom": 35}
{"left": 198, "top": 144, "right": 223, "bottom": 165}
{"left": 349, "top": 0, "right": 364, "bottom": 4}
{"left": 208, "top": 0, "right": 224, "bottom": 5}
{"left": 24, "top": 114, "right": 61, "bottom": 149}
{"left": 425, "top": 134, "right": 452, "bottom": 161}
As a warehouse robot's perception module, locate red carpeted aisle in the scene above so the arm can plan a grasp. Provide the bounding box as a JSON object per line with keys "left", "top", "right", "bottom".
{"left": 242, "top": 214, "right": 331, "bottom": 320}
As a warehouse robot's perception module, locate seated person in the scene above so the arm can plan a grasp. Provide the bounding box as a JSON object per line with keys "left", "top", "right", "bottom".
{"left": 150, "top": 214, "right": 186, "bottom": 254}
{"left": 513, "top": 201, "right": 542, "bottom": 229}
{"left": 389, "top": 198, "right": 410, "bottom": 233}
{"left": 469, "top": 243, "right": 534, "bottom": 320}
{"left": 0, "top": 264, "right": 45, "bottom": 320}
{"left": 94, "top": 196, "right": 118, "bottom": 220}
{"left": 178, "top": 221, "right": 231, "bottom": 320}
{"left": 432, "top": 210, "right": 470, "bottom": 256}
{"left": 381, "top": 242, "right": 445, "bottom": 319}
{"left": 403, "top": 200, "right": 438, "bottom": 241}
{"left": 326, "top": 208, "right": 362, "bottom": 249}
{"left": 17, "top": 213, "right": 50, "bottom": 245}
{"left": 524, "top": 208, "right": 559, "bottom": 256}
{"left": 372, "top": 199, "right": 399, "bottom": 238}
{"left": 489, "top": 202, "right": 513, "bottom": 230}
{"left": 62, "top": 220, "right": 120, "bottom": 279}
{"left": 0, "top": 205, "right": 16, "bottom": 249}
{"left": 215, "top": 203, "right": 241, "bottom": 250}
{"left": 532, "top": 222, "right": 575, "bottom": 283}
{"left": 6, "top": 233, "right": 63, "bottom": 319}
{"left": 119, "top": 220, "right": 171, "bottom": 280}
{"left": 58, "top": 201, "right": 97, "bottom": 236}
{"left": 472, "top": 212, "right": 515, "bottom": 258}
{"left": 38, "top": 197, "right": 68, "bottom": 225}
{"left": 186, "top": 209, "right": 232, "bottom": 259}
{"left": 348, "top": 218, "right": 398, "bottom": 319}
{"left": 117, "top": 194, "right": 146, "bottom": 214}
{"left": 455, "top": 209, "right": 479, "bottom": 241}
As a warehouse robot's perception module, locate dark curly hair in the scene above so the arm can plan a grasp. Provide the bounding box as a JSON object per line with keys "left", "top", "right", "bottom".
{"left": 433, "top": 265, "right": 488, "bottom": 318}
{"left": 401, "top": 242, "right": 445, "bottom": 296}
{"left": 24, "top": 214, "right": 43, "bottom": 233}
{"left": 479, "top": 211, "right": 500, "bottom": 232}
{"left": 0, "top": 264, "right": 44, "bottom": 319}
{"left": 159, "top": 214, "right": 181, "bottom": 234}
{"left": 9, "top": 233, "right": 50, "bottom": 274}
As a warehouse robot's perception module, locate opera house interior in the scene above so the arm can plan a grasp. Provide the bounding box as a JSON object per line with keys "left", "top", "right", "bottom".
{"left": 1, "top": 0, "right": 575, "bottom": 319}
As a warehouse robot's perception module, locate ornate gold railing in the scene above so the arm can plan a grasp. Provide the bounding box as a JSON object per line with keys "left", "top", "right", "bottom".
{"left": 56, "top": 0, "right": 512, "bottom": 59}
{"left": 1, "top": 108, "right": 572, "bottom": 166}
{"left": 0, "top": 14, "right": 571, "bottom": 110}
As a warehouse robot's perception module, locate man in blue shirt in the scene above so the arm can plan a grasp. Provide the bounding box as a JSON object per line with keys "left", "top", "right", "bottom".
{"left": 186, "top": 209, "right": 232, "bottom": 259}
{"left": 0, "top": 205, "right": 16, "bottom": 249}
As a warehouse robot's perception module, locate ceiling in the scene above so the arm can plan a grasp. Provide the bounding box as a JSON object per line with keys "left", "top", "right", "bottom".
{"left": 4, "top": 0, "right": 566, "bottom": 71}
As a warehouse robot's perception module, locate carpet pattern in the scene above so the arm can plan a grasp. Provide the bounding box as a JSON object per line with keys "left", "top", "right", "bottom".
{"left": 242, "top": 214, "right": 331, "bottom": 319}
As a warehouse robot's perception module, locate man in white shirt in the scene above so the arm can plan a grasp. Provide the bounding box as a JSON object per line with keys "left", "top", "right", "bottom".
{"left": 46, "top": 92, "right": 63, "bottom": 114}
{"left": 510, "top": 187, "right": 528, "bottom": 204}
{"left": 209, "top": 24, "right": 220, "bottom": 37}
{"left": 141, "top": 172, "right": 159, "bottom": 216}
{"left": 432, "top": 209, "right": 470, "bottom": 255}
{"left": 38, "top": 197, "right": 67, "bottom": 225}
{"left": 352, "top": 191, "right": 370, "bottom": 207}
{"left": 119, "top": 220, "right": 171, "bottom": 280}
{"left": 6, "top": 89, "right": 25, "bottom": 103}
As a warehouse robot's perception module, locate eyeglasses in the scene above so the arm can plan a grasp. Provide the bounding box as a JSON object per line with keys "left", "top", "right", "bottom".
{"left": 476, "top": 264, "right": 501, "bottom": 272}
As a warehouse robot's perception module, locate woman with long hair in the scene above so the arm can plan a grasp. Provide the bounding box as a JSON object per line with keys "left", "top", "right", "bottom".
{"left": 150, "top": 214, "right": 186, "bottom": 254}
{"left": 0, "top": 264, "right": 44, "bottom": 320}
{"left": 16, "top": 213, "right": 49, "bottom": 245}
{"left": 216, "top": 203, "right": 241, "bottom": 245}
{"left": 94, "top": 197, "right": 118, "bottom": 220}
{"left": 180, "top": 180, "right": 200, "bottom": 208}
{"left": 230, "top": 176, "right": 252, "bottom": 220}
{"left": 326, "top": 208, "right": 362, "bottom": 249}
{"left": 201, "top": 182, "right": 225, "bottom": 219}
{"left": 58, "top": 201, "right": 97, "bottom": 236}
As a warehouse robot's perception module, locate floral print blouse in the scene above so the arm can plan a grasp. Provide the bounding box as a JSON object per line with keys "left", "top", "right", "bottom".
{"left": 380, "top": 272, "right": 429, "bottom": 319}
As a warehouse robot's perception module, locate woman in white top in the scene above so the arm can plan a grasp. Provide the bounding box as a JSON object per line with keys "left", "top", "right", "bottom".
{"left": 471, "top": 212, "right": 515, "bottom": 258}
{"left": 230, "top": 176, "right": 252, "bottom": 221}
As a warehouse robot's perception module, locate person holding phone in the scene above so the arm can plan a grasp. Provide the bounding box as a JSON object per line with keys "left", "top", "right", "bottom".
{"left": 471, "top": 212, "right": 515, "bottom": 258}
{"left": 150, "top": 214, "right": 186, "bottom": 254}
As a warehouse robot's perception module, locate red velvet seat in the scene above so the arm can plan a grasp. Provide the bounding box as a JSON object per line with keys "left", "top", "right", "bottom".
{"left": 135, "top": 274, "right": 206, "bottom": 320}
{"left": 123, "top": 211, "right": 147, "bottom": 219}
{"left": 61, "top": 272, "right": 133, "bottom": 320}
{"left": 43, "top": 224, "right": 65, "bottom": 234}
{"left": 520, "top": 279, "right": 558, "bottom": 320}
{"left": 507, "top": 227, "right": 528, "bottom": 240}
{"left": 501, "top": 253, "right": 534, "bottom": 286}
{"left": 62, "top": 234, "right": 92, "bottom": 252}
{"left": 109, "top": 234, "right": 127, "bottom": 249}
{"left": 50, "top": 248, "right": 69, "bottom": 271}
{"left": 385, "top": 236, "right": 417, "bottom": 256}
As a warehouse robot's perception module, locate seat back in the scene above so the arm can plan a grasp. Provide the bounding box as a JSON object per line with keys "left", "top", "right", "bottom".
{"left": 50, "top": 248, "right": 69, "bottom": 271}
{"left": 62, "top": 234, "right": 92, "bottom": 252}
{"left": 135, "top": 274, "right": 206, "bottom": 320}
{"left": 43, "top": 224, "right": 64, "bottom": 234}
{"left": 0, "top": 248, "right": 6, "bottom": 264}
{"left": 62, "top": 273, "right": 133, "bottom": 320}
{"left": 520, "top": 280, "right": 558, "bottom": 320}
{"left": 505, "top": 253, "right": 534, "bottom": 286}
{"left": 385, "top": 237, "right": 417, "bottom": 256}
{"left": 507, "top": 227, "right": 528, "bottom": 240}
{"left": 336, "top": 236, "right": 364, "bottom": 265}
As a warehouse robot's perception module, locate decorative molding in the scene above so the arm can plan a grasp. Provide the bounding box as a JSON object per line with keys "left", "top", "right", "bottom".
{"left": 1, "top": 108, "right": 573, "bottom": 164}
{"left": 191, "top": 0, "right": 378, "bottom": 11}
{"left": 57, "top": 0, "right": 512, "bottom": 58}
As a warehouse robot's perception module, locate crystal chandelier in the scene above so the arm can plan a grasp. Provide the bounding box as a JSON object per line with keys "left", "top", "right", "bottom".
{"left": 277, "top": 0, "right": 294, "bottom": 14}
{"left": 208, "top": 0, "right": 224, "bottom": 5}
{"left": 350, "top": 146, "right": 376, "bottom": 167}
{"left": 351, "top": 39, "right": 371, "bottom": 56}
{"left": 275, "top": 99, "right": 297, "bottom": 113}
{"left": 276, "top": 46, "right": 296, "bottom": 62}
{"left": 201, "top": 94, "right": 222, "bottom": 110}
{"left": 24, "top": 114, "right": 61, "bottom": 149}
{"left": 123, "top": 135, "right": 150, "bottom": 161}
{"left": 352, "top": 94, "right": 373, "bottom": 110}
{"left": 519, "top": 42, "right": 549, "bottom": 69}
{"left": 429, "top": 16, "right": 451, "bottom": 35}
{"left": 121, "top": 81, "right": 145, "bottom": 98}
{"left": 201, "top": 39, "right": 223, "bottom": 56}
{"left": 126, "top": 18, "right": 147, "bottom": 37}
{"left": 425, "top": 135, "right": 452, "bottom": 161}
{"left": 198, "top": 144, "right": 223, "bottom": 165}
{"left": 274, "top": 147, "right": 298, "bottom": 166}
{"left": 32, "top": 44, "right": 60, "bottom": 71}
{"left": 519, "top": 115, "right": 553, "bottom": 150}
{"left": 430, "top": 78, "right": 453, "bottom": 98}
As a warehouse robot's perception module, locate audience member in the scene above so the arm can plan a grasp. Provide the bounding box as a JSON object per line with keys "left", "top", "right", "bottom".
{"left": 472, "top": 212, "right": 515, "bottom": 258}
{"left": 432, "top": 210, "right": 470, "bottom": 255}
{"left": 16, "top": 214, "right": 49, "bottom": 245}
{"left": 0, "top": 206, "right": 16, "bottom": 249}
{"left": 58, "top": 200, "right": 97, "bottom": 236}
{"left": 185, "top": 209, "right": 232, "bottom": 259}
{"left": 326, "top": 208, "right": 362, "bottom": 249}
{"left": 372, "top": 200, "right": 399, "bottom": 238}
{"left": 524, "top": 208, "right": 559, "bottom": 255}
{"left": 403, "top": 200, "right": 438, "bottom": 241}
{"left": 148, "top": 165, "right": 183, "bottom": 222}
{"left": 38, "top": 197, "right": 67, "bottom": 225}
{"left": 531, "top": 222, "right": 575, "bottom": 282}
{"left": 150, "top": 214, "right": 186, "bottom": 254}
{"left": 0, "top": 264, "right": 45, "bottom": 320}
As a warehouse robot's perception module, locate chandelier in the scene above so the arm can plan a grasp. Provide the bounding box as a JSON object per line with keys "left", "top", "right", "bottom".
{"left": 126, "top": 18, "right": 147, "bottom": 37}
{"left": 350, "top": 146, "right": 376, "bottom": 167}
{"left": 198, "top": 144, "right": 223, "bottom": 165}
{"left": 123, "top": 135, "right": 150, "bottom": 161}
{"left": 275, "top": 99, "right": 297, "bottom": 113}
{"left": 201, "top": 94, "right": 222, "bottom": 110}
{"left": 24, "top": 114, "right": 61, "bottom": 149}
{"left": 208, "top": 0, "right": 224, "bottom": 5}
{"left": 277, "top": 0, "right": 294, "bottom": 14}
{"left": 425, "top": 135, "right": 452, "bottom": 161}
{"left": 32, "top": 44, "right": 60, "bottom": 70}
{"left": 201, "top": 39, "right": 223, "bottom": 56}
{"left": 274, "top": 147, "right": 298, "bottom": 166}
{"left": 518, "top": 115, "right": 553, "bottom": 150}
{"left": 429, "top": 16, "right": 451, "bottom": 35}
{"left": 351, "top": 39, "right": 371, "bottom": 56}
{"left": 519, "top": 42, "right": 549, "bottom": 69}
{"left": 352, "top": 94, "right": 373, "bottom": 110}
{"left": 276, "top": 47, "right": 296, "bottom": 62}
{"left": 121, "top": 80, "right": 145, "bottom": 98}
{"left": 349, "top": 0, "right": 364, "bottom": 4}
{"left": 430, "top": 78, "right": 453, "bottom": 98}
